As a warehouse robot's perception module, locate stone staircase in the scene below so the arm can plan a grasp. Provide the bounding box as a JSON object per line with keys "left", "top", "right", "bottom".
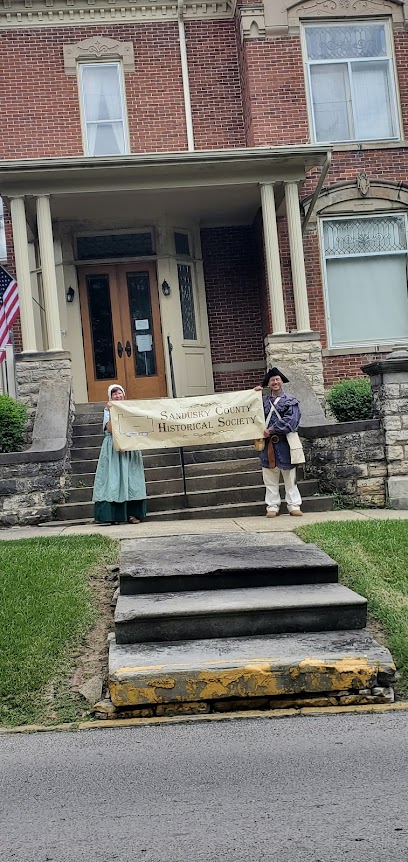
{"left": 104, "top": 534, "right": 396, "bottom": 717}
{"left": 54, "top": 402, "right": 335, "bottom": 522}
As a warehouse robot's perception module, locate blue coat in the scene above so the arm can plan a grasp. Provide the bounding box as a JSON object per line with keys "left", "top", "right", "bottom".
{"left": 260, "top": 391, "right": 301, "bottom": 470}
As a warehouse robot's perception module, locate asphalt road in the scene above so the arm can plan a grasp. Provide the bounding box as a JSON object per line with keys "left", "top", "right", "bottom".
{"left": 1, "top": 711, "right": 407, "bottom": 862}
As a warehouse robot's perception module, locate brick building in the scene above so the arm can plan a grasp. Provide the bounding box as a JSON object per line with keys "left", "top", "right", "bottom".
{"left": 1, "top": 0, "right": 408, "bottom": 402}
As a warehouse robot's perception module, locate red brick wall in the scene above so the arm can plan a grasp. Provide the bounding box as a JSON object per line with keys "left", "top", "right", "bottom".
{"left": 201, "top": 225, "right": 265, "bottom": 391}
{"left": 239, "top": 34, "right": 309, "bottom": 146}
{"left": 0, "top": 25, "right": 188, "bottom": 158}
{"left": 0, "top": 21, "right": 245, "bottom": 159}
{"left": 186, "top": 21, "right": 245, "bottom": 149}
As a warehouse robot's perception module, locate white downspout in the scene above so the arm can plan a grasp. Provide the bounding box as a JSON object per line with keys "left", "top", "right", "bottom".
{"left": 178, "top": 0, "right": 195, "bottom": 151}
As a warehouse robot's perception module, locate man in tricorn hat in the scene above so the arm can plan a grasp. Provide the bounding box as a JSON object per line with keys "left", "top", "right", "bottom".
{"left": 255, "top": 367, "right": 302, "bottom": 517}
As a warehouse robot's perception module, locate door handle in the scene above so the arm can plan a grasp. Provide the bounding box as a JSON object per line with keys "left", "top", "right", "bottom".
{"left": 117, "top": 341, "right": 123, "bottom": 358}
{"left": 125, "top": 340, "right": 132, "bottom": 357}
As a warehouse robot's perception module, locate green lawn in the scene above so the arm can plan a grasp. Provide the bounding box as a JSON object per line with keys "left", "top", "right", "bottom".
{"left": 0, "top": 535, "right": 117, "bottom": 727}
{"left": 296, "top": 520, "right": 408, "bottom": 697}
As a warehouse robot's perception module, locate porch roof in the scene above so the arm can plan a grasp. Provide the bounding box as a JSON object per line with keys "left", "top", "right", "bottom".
{"left": 0, "top": 146, "right": 331, "bottom": 200}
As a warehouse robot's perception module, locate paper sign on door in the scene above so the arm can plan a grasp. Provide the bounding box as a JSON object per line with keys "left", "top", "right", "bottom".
{"left": 136, "top": 334, "right": 153, "bottom": 352}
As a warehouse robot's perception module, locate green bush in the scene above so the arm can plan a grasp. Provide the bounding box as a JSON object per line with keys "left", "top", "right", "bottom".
{"left": 0, "top": 394, "right": 28, "bottom": 453}
{"left": 326, "top": 377, "right": 373, "bottom": 423}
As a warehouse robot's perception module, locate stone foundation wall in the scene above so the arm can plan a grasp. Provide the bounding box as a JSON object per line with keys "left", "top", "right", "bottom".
{"left": 15, "top": 351, "right": 73, "bottom": 440}
{"left": 363, "top": 351, "right": 408, "bottom": 508}
{"left": 302, "top": 421, "right": 386, "bottom": 507}
{"left": 265, "top": 333, "right": 325, "bottom": 404}
{"left": 0, "top": 456, "right": 69, "bottom": 526}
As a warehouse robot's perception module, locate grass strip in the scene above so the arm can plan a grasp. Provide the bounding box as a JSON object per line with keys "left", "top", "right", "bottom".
{"left": 296, "top": 520, "right": 408, "bottom": 696}
{"left": 0, "top": 535, "right": 117, "bottom": 726}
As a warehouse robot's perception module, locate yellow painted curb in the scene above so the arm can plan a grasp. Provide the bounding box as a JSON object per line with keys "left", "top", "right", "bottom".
{"left": 1, "top": 701, "right": 408, "bottom": 735}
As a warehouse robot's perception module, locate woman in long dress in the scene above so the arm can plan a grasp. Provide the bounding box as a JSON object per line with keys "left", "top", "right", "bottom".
{"left": 92, "top": 384, "right": 147, "bottom": 524}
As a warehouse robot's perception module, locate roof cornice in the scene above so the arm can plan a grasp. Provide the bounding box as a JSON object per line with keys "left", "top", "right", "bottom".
{"left": 0, "top": 0, "right": 237, "bottom": 29}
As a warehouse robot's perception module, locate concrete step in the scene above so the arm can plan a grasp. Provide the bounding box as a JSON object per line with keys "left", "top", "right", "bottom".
{"left": 54, "top": 494, "right": 334, "bottom": 521}
{"left": 108, "top": 629, "right": 396, "bottom": 708}
{"left": 114, "top": 583, "right": 367, "bottom": 644}
{"left": 119, "top": 536, "right": 339, "bottom": 595}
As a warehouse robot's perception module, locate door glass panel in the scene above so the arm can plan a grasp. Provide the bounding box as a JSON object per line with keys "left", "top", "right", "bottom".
{"left": 87, "top": 274, "right": 116, "bottom": 379}
{"left": 127, "top": 272, "right": 157, "bottom": 376}
{"left": 178, "top": 263, "right": 197, "bottom": 340}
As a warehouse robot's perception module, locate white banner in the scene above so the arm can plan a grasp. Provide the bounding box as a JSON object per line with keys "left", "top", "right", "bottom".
{"left": 110, "top": 389, "right": 265, "bottom": 451}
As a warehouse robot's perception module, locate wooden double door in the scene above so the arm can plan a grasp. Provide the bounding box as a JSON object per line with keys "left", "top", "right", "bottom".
{"left": 79, "top": 263, "right": 167, "bottom": 402}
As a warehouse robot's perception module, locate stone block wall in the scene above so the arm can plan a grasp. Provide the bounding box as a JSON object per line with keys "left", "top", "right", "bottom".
{"left": 0, "top": 366, "right": 74, "bottom": 526}
{"left": 302, "top": 421, "right": 387, "bottom": 507}
{"left": 363, "top": 350, "right": 408, "bottom": 509}
{"left": 0, "top": 456, "right": 69, "bottom": 526}
{"left": 265, "top": 333, "right": 325, "bottom": 405}
{"left": 15, "top": 351, "right": 73, "bottom": 440}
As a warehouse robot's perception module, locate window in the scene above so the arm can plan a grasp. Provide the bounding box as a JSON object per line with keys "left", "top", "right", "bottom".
{"left": 304, "top": 22, "right": 400, "bottom": 143}
{"left": 178, "top": 263, "right": 197, "bottom": 341}
{"left": 79, "top": 63, "right": 129, "bottom": 157}
{"left": 321, "top": 215, "right": 408, "bottom": 348}
{"left": 174, "top": 231, "right": 190, "bottom": 256}
{"left": 0, "top": 199, "right": 6, "bottom": 261}
{"left": 76, "top": 231, "right": 154, "bottom": 261}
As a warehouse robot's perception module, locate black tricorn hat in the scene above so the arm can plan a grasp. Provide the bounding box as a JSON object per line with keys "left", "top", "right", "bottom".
{"left": 262, "top": 367, "right": 289, "bottom": 387}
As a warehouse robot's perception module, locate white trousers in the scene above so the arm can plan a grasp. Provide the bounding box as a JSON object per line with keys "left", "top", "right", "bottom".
{"left": 262, "top": 466, "right": 302, "bottom": 513}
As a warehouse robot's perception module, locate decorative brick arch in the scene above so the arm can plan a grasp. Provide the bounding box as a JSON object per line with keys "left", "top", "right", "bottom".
{"left": 302, "top": 179, "right": 408, "bottom": 226}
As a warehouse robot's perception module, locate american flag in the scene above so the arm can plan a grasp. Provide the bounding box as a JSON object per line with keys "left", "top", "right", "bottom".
{"left": 0, "top": 265, "right": 20, "bottom": 363}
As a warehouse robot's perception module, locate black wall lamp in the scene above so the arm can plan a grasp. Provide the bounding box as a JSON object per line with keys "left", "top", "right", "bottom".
{"left": 161, "top": 280, "right": 171, "bottom": 297}
{"left": 66, "top": 286, "right": 75, "bottom": 303}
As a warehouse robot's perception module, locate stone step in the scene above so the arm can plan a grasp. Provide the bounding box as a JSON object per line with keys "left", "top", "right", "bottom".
{"left": 54, "top": 494, "right": 334, "bottom": 521}
{"left": 114, "top": 583, "right": 367, "bottom": 644}
{"left": 108, "top": 629, "right": 396, "bottom": 708}
{"left": 119, "top": 536, "right": 339, "bottom": 595}
{"left": 65, "top": 475, "right": 319, "bottom": 502}
{"left": 70, "top": 465, "right": 183, "bottom": 488}
{"left": 71, "top": 450, "right": 181, "bottom": 471}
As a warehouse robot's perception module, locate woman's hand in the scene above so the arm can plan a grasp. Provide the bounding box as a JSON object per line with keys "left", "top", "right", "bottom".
{"left": 106, "top": 401, "right": 113, "bottom": 409}
{"left": 254, "top": 385, "right": 262, "bottom": 391}
{"left": 263, "top": 429, "right": 271, "bottom": 438}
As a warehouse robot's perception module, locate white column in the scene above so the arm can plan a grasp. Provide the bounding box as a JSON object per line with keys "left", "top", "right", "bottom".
{"left": 260, "top": 184, "right": 286, "bottom": 334}
{"left": 36, "top": 195, "right": 62, "bottom": 351}
{"left": 285, "top": 181, "right": 311, "bottom": 332}
{"left": 10, "top": 197, "right": 37, "bottom": 352}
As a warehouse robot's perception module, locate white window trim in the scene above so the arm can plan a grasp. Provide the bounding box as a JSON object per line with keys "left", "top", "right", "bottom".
{"left": 319, "top": 211, "right": 408, "bottom": 349}
{"left": 77, "top": 61, "right": 130, "bottom": 158}
{"left": 301, "top": 19, "right": 402, "bottom": 145}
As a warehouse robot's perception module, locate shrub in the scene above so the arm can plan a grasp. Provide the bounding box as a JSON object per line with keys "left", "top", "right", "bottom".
{"left": 0, "top": 394, "right": 28, "bottom": 453}
{"left": 326, "top": 377, "right": 373, "bottom": 423}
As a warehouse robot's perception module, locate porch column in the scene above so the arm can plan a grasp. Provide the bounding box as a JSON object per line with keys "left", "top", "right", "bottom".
{"left": 36, "top": 195, "right": 62, "bottom": 351}
{"left": 260, "top": 183, "right": 286, "bottom": 334}
{"left": 285, "top": 181, "right": 311, "bottom": 332}
{"left": 9, "top": 197, "right": 37, "bottom": 352}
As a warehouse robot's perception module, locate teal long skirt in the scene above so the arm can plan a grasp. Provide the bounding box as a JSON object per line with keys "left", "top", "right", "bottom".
{"left": 92, "top": 432, "right": 147, "bottom": 524}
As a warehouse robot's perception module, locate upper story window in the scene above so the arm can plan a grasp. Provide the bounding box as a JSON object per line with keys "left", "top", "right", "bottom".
{"left": 303, "top": 21, "right": 400, "bottom": 143}
{"left": 79, "top": 63, "right": 129, "bottom": 157}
